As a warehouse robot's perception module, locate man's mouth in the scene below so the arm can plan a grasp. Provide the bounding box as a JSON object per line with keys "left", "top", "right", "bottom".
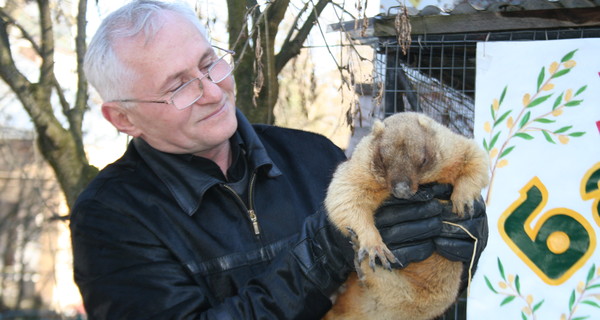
{"left": 199, "top": 103, "right": 227, "bottom": 122}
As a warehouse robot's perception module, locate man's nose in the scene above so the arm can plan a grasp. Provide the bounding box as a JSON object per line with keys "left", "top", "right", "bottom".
{"left": 196, "top": 76, "right": 223, "bottom": 104}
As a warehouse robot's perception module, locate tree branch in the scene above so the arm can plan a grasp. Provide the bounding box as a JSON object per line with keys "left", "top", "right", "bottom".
{"left": 266, "top": 0, "right": 290, "bottom": 37}
{"left": 69, "top": 0, "right": 88, "bottom": 146}
{"left": 37, "top": 0, "right": 54, "bottom": 93}
{"left": 0, "top": 11, "right": 34, "bottom": 114}
{"left": 0, "top": 8, "right": 42, "bottom": 54}
{"left": 275, "top": 0, "right": 330, "bottom": 74}
{"left": 280, "top": 1, "right": 310, "bottom": 53}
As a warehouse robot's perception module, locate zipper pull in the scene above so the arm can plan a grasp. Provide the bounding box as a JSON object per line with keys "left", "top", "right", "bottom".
{"left": 248, "top": 209, "right": 261, "bottom": 235}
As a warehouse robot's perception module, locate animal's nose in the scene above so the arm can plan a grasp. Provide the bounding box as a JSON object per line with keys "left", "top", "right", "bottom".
{"left": 392, "top": 181, "right": 413, "bottom": 199}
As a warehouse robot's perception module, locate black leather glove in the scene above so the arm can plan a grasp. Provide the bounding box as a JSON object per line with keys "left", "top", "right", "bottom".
{"left": 373, "top": 184, "right": 447, "bottom": 268}
{"left": 434, "top": 193, "right": 488, "bottom": 292}
{"left": 374, "top": 183, "right": 488, "bottom": 269}
{"left": 292, "top": 208, "right": 355, "bottom": 296}
{"left": 434, "top": 195, "right": 488, "bottom": 263}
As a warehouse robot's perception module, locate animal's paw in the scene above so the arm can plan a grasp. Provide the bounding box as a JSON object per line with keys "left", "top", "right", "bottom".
{"left": 452, "top": 198, "right": 475, "bottom": 217}
{"left": 355, "top": 243, "right": 398, "bottom": 280}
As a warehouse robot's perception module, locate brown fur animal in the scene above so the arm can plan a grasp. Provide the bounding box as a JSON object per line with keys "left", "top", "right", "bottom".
{"left": 323, "top": 112, "right": 489, "bottom": 320}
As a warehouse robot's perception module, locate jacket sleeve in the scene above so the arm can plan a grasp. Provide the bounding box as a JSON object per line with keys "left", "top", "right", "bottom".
{"left": 70, "top": 199, "right": 351, "bottom": 320}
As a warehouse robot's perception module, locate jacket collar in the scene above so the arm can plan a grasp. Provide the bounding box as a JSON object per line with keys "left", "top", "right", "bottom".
{"left": 134, "top": 108, "right": 281, "bottom": 216}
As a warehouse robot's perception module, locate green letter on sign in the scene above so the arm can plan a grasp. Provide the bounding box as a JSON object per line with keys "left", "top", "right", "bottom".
{"left": 499, "top": 176, "right": 596, "bottom": 285}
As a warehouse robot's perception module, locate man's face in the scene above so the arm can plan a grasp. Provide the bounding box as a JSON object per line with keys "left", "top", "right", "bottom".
{"left": 109, "top": 11, "right": 237, "bottom": 157}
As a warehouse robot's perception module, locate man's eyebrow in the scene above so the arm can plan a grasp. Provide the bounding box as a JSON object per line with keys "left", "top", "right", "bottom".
{"left": 158, "top": 49, "right": 215, "bottom": 92}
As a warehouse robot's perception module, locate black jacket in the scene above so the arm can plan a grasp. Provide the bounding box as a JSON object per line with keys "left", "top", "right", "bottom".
{"left": 70, "top": 110, "right": 348, "bottom": 319}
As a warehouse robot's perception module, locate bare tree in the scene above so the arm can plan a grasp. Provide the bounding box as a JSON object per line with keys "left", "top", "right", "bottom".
{"left": 227, "top": 0, "right": 333, "bottom": 124}
{"left": 0, "top": 0, "right": 96, "bottom": 209}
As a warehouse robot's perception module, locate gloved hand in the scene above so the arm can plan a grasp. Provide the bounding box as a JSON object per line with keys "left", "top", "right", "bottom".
{"left": 434, "top": 194, "right": 488, "bottom": 263}
{"left": 373, "top": 183, "right": 448, "bottom": 268}
{"left": 434, "top": 192, "right": 488, "bottom": 292}
{"left": 374, "top": 183, "right": 488, "bottom": 271}
{"left": 292, "top": 207, "right": 356, "bottom": 296}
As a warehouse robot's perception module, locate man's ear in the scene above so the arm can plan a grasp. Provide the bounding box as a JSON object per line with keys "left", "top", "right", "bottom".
{"left": 101, "top": 103, "right": 141, "bottom": 137}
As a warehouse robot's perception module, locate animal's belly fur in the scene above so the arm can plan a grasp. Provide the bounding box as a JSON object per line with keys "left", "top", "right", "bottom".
{"left": 324, "top": 254, "right": 463, "bottom": 320}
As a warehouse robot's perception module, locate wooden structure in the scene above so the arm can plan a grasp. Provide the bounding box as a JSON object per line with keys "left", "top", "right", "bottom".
{"left": 331, "top": 2, "right": 600, "bottom": 137}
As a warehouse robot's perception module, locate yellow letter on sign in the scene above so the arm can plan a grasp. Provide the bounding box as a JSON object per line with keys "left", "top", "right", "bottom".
{"left": 581, "top": 162, "right": 600, "bottom": 227}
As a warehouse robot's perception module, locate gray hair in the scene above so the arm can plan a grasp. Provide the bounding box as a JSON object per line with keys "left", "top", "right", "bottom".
{"left": 84, "top": 0, "right": 208, "bottom": 102}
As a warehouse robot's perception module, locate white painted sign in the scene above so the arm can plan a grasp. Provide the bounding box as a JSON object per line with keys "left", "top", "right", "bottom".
{"left": 468, "top": 38, "right": 600, "bottom": 320}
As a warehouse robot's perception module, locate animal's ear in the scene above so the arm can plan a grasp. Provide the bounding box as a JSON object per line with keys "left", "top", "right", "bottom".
{"left": 417, "top": 114, "right": 431, "bottom": 129}
{"left": 371, "top": 140, "right": 387, "bottom": 182}
{"left": 372, "top": 119, "right": 385, "bottom": 138}
{"left": 416, "top": 114, "right": 436, "bottom": 136}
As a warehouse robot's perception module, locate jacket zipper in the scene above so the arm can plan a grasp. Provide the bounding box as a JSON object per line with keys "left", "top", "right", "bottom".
{"left": 221, "top": 171, "right": 260, "bottom": 236}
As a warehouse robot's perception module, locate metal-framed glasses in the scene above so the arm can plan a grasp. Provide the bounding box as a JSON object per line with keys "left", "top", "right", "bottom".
{"left": 111, "top": 46, "right": 235, "bottom": 110}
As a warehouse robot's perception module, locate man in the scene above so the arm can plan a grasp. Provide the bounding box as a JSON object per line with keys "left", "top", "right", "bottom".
{"left": 70, "top": 0, "right": 488, "bottom": 319}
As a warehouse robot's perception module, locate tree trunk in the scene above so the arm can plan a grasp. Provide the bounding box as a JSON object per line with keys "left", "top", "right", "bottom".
{"left": 227, "top": 0, "right": 331, "bottom": 124}
{"left": 0, "top": 0, "right": 97, "bottom": 209}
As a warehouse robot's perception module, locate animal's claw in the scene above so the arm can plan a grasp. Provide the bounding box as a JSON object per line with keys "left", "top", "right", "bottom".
{"left": 356, "top": 244, "right": 398, "bottom": 276}
{"left": 452, "top": 199, "right": 475, "bottom": 217}
{"left": 346, "top": 227, "right": 360, "bottom": 251}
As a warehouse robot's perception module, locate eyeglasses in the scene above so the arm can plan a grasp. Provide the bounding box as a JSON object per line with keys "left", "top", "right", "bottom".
{"left": 111, "top": 46, "right": 235, "bottom": 110}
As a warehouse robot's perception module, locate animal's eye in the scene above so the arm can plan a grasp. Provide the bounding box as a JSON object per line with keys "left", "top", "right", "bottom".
{"left": 420, "top": 156, "right": 428, "bottom": 168}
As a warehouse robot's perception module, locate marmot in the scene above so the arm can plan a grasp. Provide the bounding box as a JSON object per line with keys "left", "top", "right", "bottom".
{"left": 323, "top": 112, "right": 489, "bottom": 320}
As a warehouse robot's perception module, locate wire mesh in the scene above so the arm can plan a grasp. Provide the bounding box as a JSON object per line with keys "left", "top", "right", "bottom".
{"left": 374, "top": 27, "right": 600, "bottom": 138}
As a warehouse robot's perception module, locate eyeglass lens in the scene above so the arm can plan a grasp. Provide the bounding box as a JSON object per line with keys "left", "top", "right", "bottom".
{"left": 172, "top": 54, "right": 233, "bottom": 110}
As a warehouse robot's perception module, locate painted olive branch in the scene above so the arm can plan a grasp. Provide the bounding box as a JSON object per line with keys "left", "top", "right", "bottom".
{"left": 564, "top": 264, "right": 600, "bottom": 320}
{"left": 484, "top": 258, "right": 543, "bottom": 320}
{"left": 482, "top": 49, "right": 586, "bottom": 204}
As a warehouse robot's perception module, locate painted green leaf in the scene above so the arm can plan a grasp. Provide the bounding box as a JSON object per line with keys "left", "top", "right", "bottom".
{"left": 573, "top": 317, "right": 590, "bottom": 320}
{"left": 582, "top": 300, "right": 600, "bottom": 308}
{"left": 570, "top": 290, "right": 576, "bottom": 311}
{"left": 515, "top": 133, "right": 534, "bottom": 140}
{"left": 499, "top": 86, "right": 508, "bottom": 105}
{"left": 587, "top": 283, "right": 600, "bottom": 290}
{"left": 543, "top": 131, "right": 555, "bottom": 144}
{"left": 501, "top": 296, "right": 515, "bottom": 306}
{"left": 537, "top": 67, "right": 545, "bottom": 92}
{"left": 533, "top": 300, "right": 544, "bottom": 312}
{"left": 553, "top": 92, "right": 564, "bottom": 110}
{"left": 484, "top": 276, "right": 498, "bottom": 294}
{"left": 520, "top": 312, "right": 527, "bottom": 320}
{"left": 576, "top": 85, "right": 587, "bottom": 96}
{"left": 527, "top": 94, "right": 553, "bottom": 108}
{"left": 490, "top": 132, "right": 501, "bottom": 149}
{"left": 535, "top": 118, "right": 555, "bottom": 124}
{"left": 587, "top": 264, "right": 595, "bottom": 284}
{"left": 555, "top": 126, "right": 573, "bottom": 134}
{"left": 561, "top": 49, "right": 578, "bottom": 62}
{"left": 515, "top": 275, "right": 521, "bottom": 295}
{"left": 519, "top": 111, "right": 531, "bottom": 129}
{"left": 565, "top": 100, "right": 583, "bottom": 107}
{"left": 569, "top": 132, "right": 586, "bottom": 137}
{"left": 483, "top": 138, "right": 489, "bottom": 151}
{"left": 490, "top": 103, "right": 496, "bottom": 119}
{"left": 552, "top": 68, "right": 571, "bottom": 79}
{"left": 500, "top": 146, "right": 515, "bottom": 159}
{"left": 494, "top": 110, "right": 512, "bottom": 127}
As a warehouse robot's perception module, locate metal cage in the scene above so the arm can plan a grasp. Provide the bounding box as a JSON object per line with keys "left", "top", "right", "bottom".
{"left": 374, "top": 27, "right": 600, "bottom": 138}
